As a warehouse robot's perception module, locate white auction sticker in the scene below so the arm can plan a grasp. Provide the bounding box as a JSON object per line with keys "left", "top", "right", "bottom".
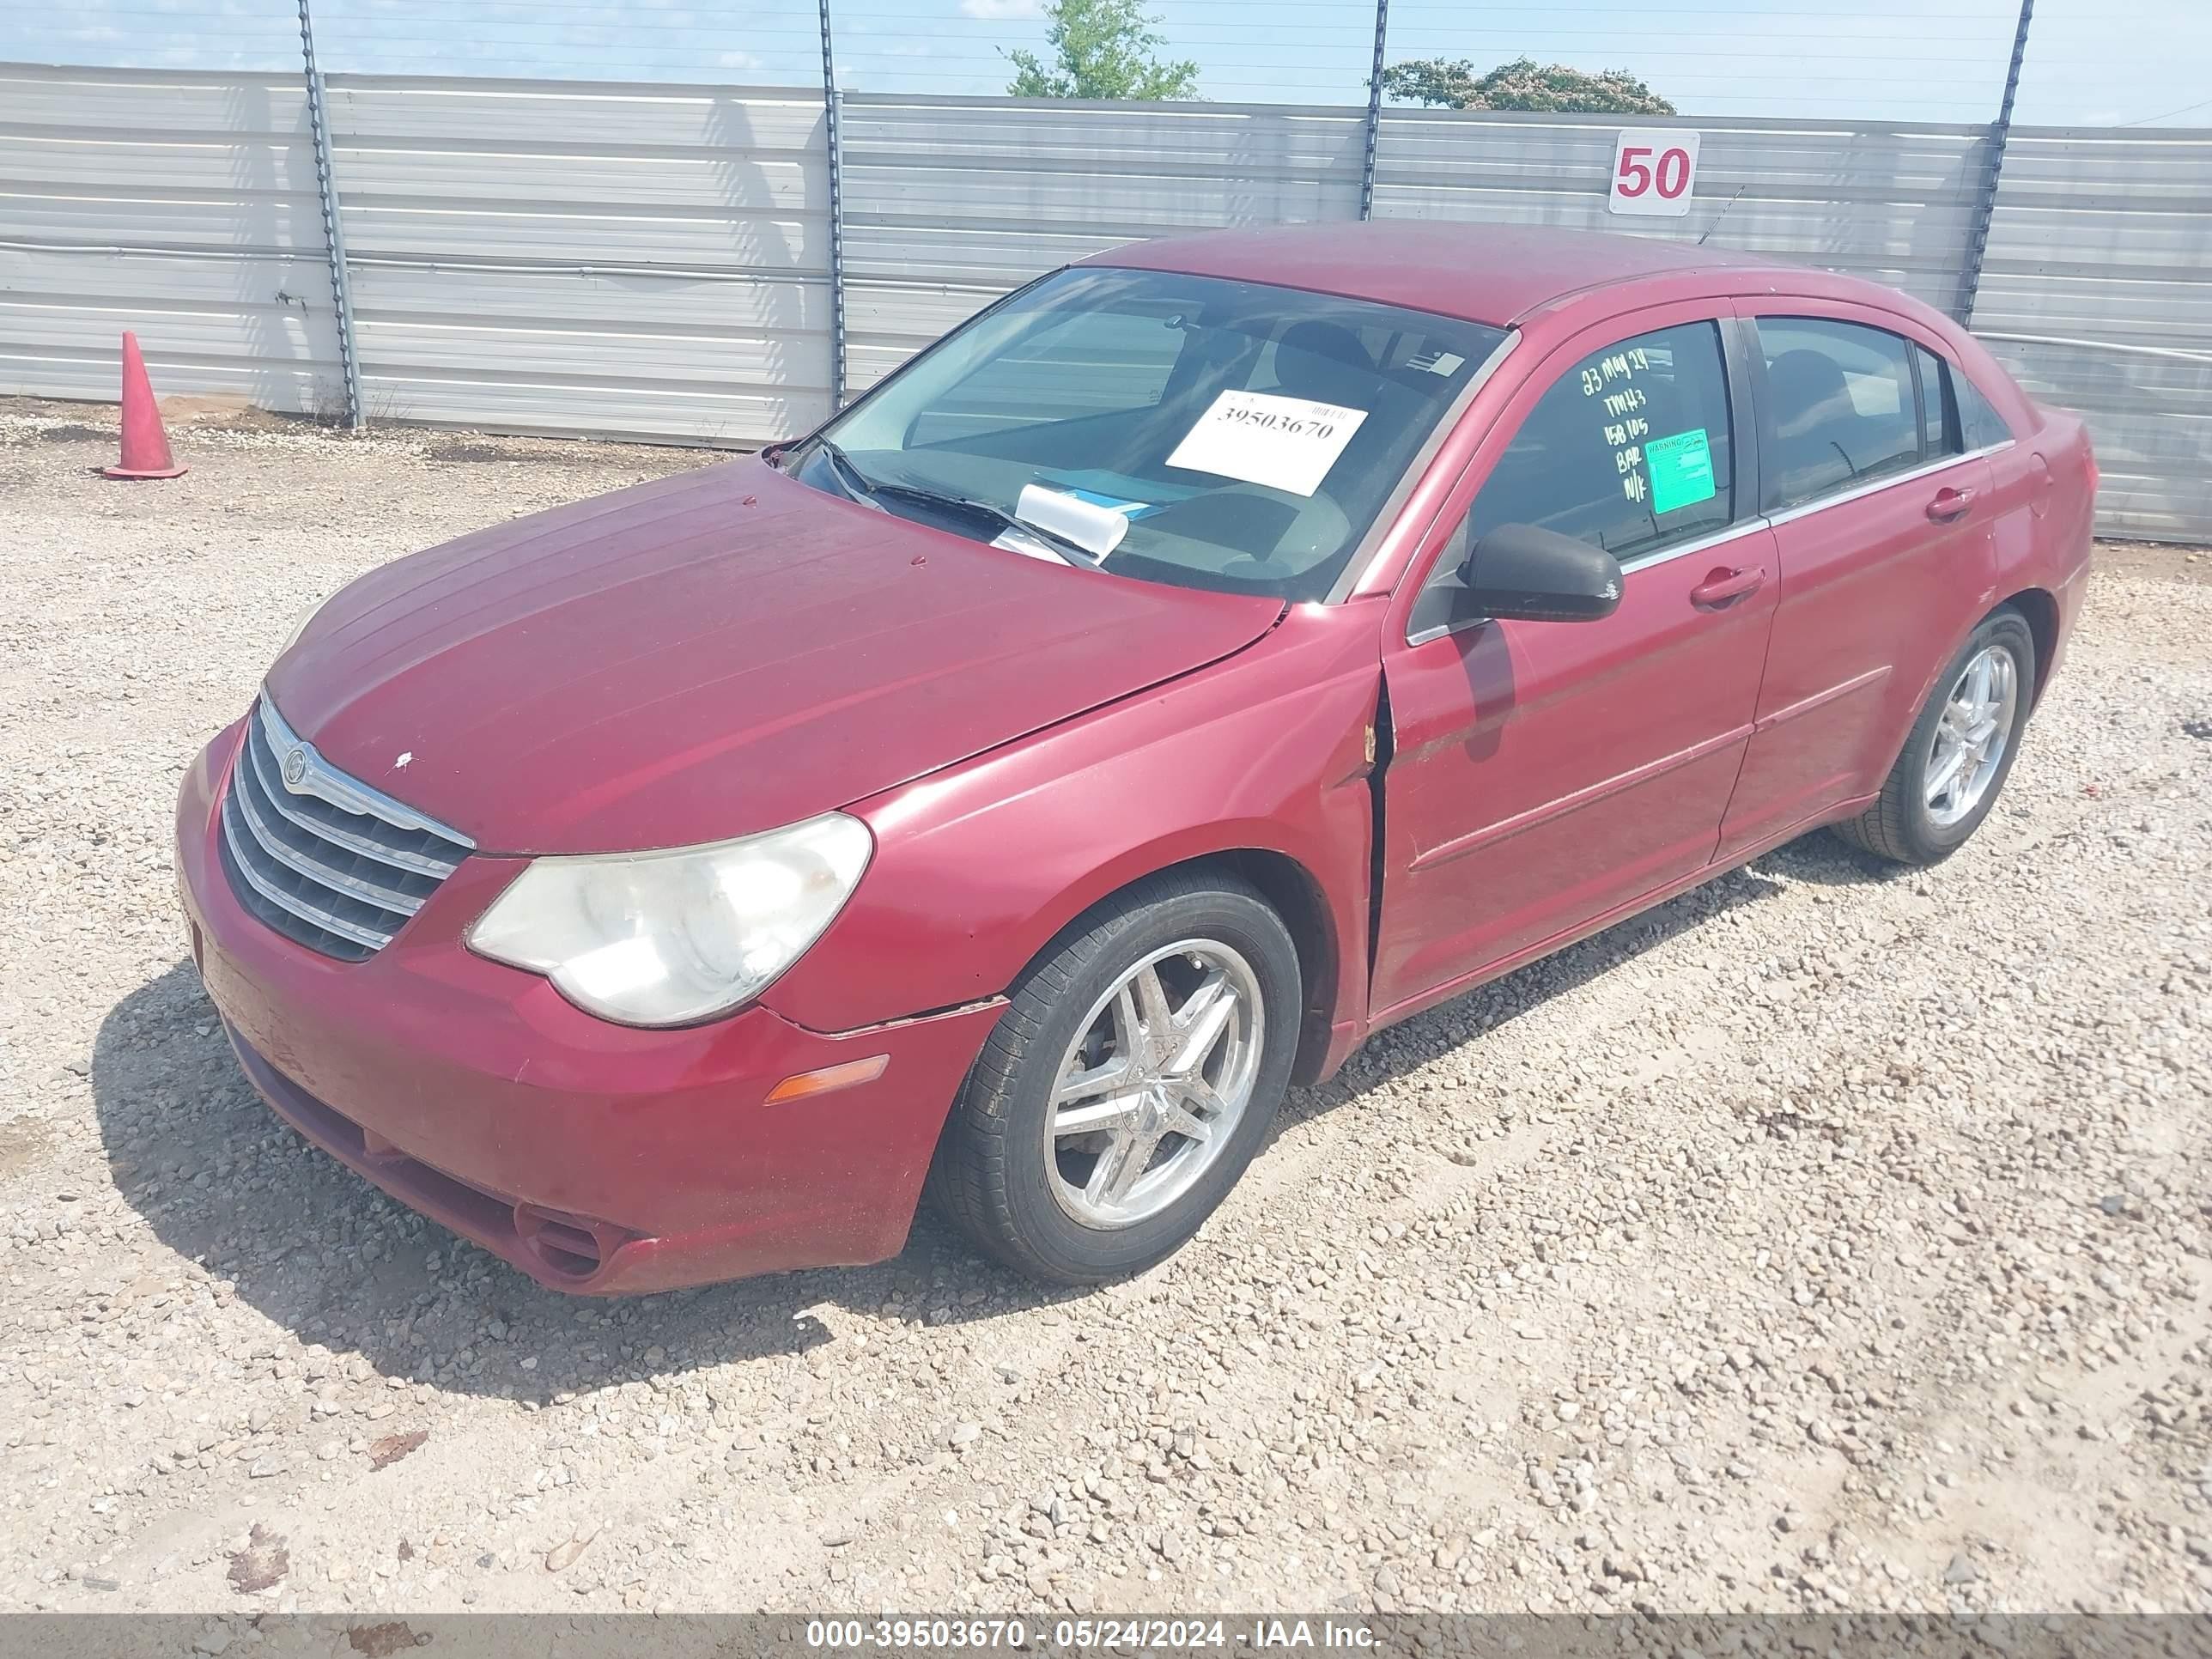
{"left": 1164, "top": 390, "right": 1368, "bottom": 497}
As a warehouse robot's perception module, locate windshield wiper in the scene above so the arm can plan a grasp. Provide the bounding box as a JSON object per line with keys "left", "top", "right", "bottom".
{"left": 809, "top": 439, "right": 1101, "bottom": 565}
{"left": 868, "top": 479, "right": 1104, "bottom": 567}
{"left": 811, "top": 437, "right": 885, "bottom": 509}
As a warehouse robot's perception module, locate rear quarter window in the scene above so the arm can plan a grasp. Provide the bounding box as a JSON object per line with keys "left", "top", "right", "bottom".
{"left": 1915, "top": 341, "right": 2016, "bottom": 457}
{"left": 1952, "top": 365, "right": 2015, "bottom": 451}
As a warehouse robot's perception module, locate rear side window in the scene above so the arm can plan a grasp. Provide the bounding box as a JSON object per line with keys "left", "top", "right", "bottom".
{"left": 1757, "top": 318, "right": 1923, "bottom": 510}
{"left": 1461, "top": 320, "right": 1736, "bottom": 564}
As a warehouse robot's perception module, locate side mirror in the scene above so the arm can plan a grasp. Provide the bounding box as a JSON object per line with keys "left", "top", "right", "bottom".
{"left": 1459, "top": 524, "right": 1622, "bottom": 623}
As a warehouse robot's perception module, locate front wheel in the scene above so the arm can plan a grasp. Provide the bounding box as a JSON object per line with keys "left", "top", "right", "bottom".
{"left": 1833, "top": 607, "right": 2036, "bottom": 866}
{"left": 927, "top": 871, "right": 1301, "bottom": 1285}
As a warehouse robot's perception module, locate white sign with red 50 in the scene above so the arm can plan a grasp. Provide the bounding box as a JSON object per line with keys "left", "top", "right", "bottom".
{"left": 1607, "top": 130, "right": 1701, "bottom": 218}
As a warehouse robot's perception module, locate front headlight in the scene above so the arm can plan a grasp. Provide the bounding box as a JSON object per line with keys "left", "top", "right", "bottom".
{"left": 465, "top": 813, "right": 872, "bottom": 1027}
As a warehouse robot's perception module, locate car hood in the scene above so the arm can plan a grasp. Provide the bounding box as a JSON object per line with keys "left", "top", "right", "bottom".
{"left": 264, "top": 458, "right": 1284, "bottom": 854}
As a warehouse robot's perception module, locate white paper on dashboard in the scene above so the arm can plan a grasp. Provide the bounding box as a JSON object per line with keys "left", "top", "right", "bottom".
{"left": 1014, "top": 483, "right": 1128, "bottom": 556}
{"left": 1164, "top": 390, "right": 1369, "bottom": 497}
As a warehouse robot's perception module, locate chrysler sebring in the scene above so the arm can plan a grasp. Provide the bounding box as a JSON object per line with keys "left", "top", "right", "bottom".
{"left": 174, "top": 222, "right": 2094, "bottom": 1291}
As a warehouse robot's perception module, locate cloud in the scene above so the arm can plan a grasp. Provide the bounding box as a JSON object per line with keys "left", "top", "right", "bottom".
{"left": 958, "top": 0, "right": 1043, "bottom": 18}
{"left": 715, "top": 50, "right": 764, "bottom": 69}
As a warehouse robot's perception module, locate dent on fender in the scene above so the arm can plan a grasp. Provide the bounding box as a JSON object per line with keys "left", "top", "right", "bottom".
{"left": 761, "top": 609, "right": 1387, "bottom": 1043}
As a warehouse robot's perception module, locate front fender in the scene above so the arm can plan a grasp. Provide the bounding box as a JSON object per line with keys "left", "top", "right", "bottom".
{"left": 761, "top": 603, "right": 1387, "bottom": 1052}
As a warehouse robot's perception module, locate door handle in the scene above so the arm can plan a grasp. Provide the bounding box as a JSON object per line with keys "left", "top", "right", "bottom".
{"left": 1926, "top": 485, "right": 1977, "bottom": 521}
{"left": 1689, "top": 566, "right": 1768, "bottom": 609}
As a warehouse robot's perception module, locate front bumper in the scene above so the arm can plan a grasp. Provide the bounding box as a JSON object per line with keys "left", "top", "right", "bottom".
{"left": 174, "top": 717, "right": 1002, "bottom": 1294}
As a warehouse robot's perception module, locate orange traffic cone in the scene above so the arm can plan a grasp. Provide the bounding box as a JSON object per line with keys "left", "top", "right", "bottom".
{"left": 102, "top": 331, "right": 188, "bottom": 480}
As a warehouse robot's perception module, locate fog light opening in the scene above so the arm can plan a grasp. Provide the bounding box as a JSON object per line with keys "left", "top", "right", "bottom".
{"left": 514, "top": 1203, "right": 633, "bottom": 1281}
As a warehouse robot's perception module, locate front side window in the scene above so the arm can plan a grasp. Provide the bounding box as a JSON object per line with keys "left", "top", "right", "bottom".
{"left": 1757, "top": 317, "right": 1924, "bottom": 509}
{"left": 1408, "top": 319, "right": 1735, "bottom": 639}
{"left": 1461, "top": 319, "right": 1737, "bottom": 562}
{"left": 799, "top": 267, "right": 1508, "bottom": 601}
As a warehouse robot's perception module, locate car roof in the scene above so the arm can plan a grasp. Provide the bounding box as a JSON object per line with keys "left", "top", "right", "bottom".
{"left": 1081, "top": 221, "right": 1804, "bottom": 329}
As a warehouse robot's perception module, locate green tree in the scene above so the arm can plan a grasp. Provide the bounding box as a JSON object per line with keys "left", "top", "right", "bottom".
{"left": 1381, "top": 56, "right": 1674, "bottom": 115}
{"left": 1005, "top": 0, "right": 1200, "bottom": 101}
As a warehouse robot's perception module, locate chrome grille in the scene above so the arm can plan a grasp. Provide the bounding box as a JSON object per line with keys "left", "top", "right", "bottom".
{"left": 220, "top": 696, "right": 474, "bottom": 961}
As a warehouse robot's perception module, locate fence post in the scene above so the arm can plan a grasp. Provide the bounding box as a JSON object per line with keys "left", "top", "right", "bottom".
{"left": 295, "top": 0, "right": 363, "bottom": 432}
{"left": 1358, "top": 0, "right": 1389, "bottom": 220}
{"left": 1958, "top": 0, "right": 2034, "bottom": 327}
{"left": 818, "top": 0, "right": 848, "bottom": 413}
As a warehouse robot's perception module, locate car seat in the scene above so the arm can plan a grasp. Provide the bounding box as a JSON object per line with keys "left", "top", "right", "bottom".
{"left": 1765, "top": 348, "right": 1864, "bottom": 504}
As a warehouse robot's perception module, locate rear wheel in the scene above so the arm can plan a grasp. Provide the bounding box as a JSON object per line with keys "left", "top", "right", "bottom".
{"left": 1833, "top": 608, "right": 2035, "bottom": 865}
{"left": 928, "top": 871, "right": 1300, "bottom": 1285}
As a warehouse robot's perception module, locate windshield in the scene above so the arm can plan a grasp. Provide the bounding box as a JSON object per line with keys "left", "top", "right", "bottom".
{"left": 795, "top": 267, "right": 1509, "bottom": 600}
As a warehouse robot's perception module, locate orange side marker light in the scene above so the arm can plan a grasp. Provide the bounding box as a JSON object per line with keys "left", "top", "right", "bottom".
{"left": 765, "top": 1054, "right": 889, "bottom": 1103}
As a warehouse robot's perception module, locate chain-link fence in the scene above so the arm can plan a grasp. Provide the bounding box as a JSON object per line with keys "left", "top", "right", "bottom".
{"left": 3, "top": 1, "right": 2208, "bottom": 538}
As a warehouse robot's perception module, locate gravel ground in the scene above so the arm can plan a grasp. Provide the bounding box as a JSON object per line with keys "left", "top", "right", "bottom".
{"left": 2, "top": 402, "right": 2209, "bottom": 1619}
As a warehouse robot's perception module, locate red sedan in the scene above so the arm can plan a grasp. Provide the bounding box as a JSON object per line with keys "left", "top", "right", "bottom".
{"left": 174, "top": 223, "right": 2094, "bottom": 1291}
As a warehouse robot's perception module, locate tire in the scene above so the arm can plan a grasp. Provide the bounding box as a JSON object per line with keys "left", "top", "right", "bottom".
{"left": 927, "top": 870, "right": 1301, "bottom": 1285}
{"left": 1832, "top": 607, "right": 2036, "bottom": 866}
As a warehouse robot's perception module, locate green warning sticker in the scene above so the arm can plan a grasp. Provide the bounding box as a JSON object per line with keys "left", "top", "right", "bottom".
{"left": 1644, "top": 428, "right": 1717, "bottom": 515}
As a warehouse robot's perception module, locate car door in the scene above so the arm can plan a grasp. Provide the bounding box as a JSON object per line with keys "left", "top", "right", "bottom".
{"left": 1370, "top": 306, "right": 1778, "bottom": 1020}
{"left": 1715, "top": 309, "right": 2001, "bottom": 859}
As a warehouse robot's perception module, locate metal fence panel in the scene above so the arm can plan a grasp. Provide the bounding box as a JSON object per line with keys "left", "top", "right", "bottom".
{"left": 1373, "top": 111, "right": 1995, "bottom": 319}
{"left": 321, "top": 74, "right": 833, "bottom": 441}
{"left": 840, "top": 95, "right": 1366, "bottom": 392}
{"left": 1969, "top": 127, "right": 2212, "bottom": 544}
{"left": 3, "top": 60, "right": 2206, "bottom": 544}
{"left": 0, "top": 65, "right": 344, "bottom": 415}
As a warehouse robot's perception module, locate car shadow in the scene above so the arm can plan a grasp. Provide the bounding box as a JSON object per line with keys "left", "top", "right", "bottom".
{"left": 1751, "top": 823, "right": 1922, "bottom": 889}
{"left": 91, "top": 963, "right": 1094, "bottom": 1407}
{"left": 1275, "top": 848, "right": 1815, "bottom": 1132}
{"left": 92, "top": 829, "right": 1884, "bottom": 1401}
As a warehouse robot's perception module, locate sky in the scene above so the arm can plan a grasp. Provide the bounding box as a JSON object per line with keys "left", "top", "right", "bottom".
{"left": 4, "top": 0, "right": 2209, "bottom": 127}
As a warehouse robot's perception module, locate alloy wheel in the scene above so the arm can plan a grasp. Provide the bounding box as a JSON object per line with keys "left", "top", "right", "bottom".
{"left": 1045, "top": 939, "right": 1265, "bottom": 1230}
{"left": 1924, "top": 643, "right": 2019, "bottom": 829}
